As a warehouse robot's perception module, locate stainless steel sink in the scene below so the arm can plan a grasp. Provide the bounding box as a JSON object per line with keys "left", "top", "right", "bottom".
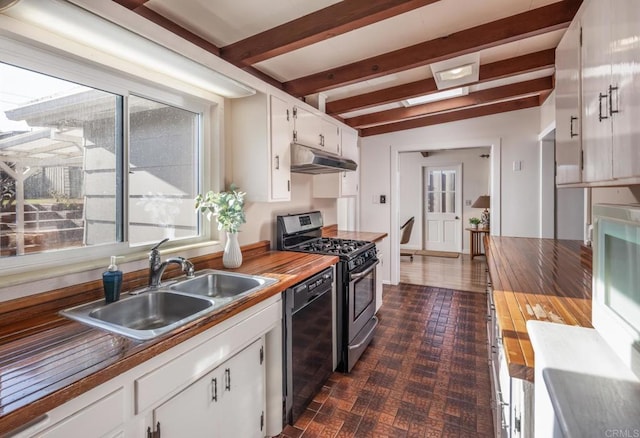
{"left": 60, "top": 290, "right": 215, "bottom": 341}
{"left": 61, "top": 270, "right": 277, "bottom": 341}
{"left": 169, "top": 269, "right": 277, "bottom": 299}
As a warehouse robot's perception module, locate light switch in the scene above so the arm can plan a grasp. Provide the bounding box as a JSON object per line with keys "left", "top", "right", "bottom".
{"left": 465, "top": 200, "right": 472, "bottom": 206}
{"left": 513, "top": 160, "right": 522, "bottom": 171}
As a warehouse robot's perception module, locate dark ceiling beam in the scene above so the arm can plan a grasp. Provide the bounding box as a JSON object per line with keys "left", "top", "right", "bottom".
{"left": 221, "top": 0, "right": 443, "bottom": 66}
{"left": 347, "top": 76, "right": 553, "bottom": 128}
{"left": 112, "top": 0, "right": 149, "bottom": 8}
{"left": 112, "top": 0, "right": 219, "bottom": 55}
{"left": 110, "top": 1, "right": 284, "bottom": 89}
{"left": 326, "top": 48, "right": 555, "bottom": 115}
{"left": 284, "top": 0, "right": 581, "bottom": 96}
{"left": 360, "top": 96, "right": 540, "bottom": 137}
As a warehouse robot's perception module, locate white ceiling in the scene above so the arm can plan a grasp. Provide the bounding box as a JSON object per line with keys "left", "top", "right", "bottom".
{"left": 114, "top": 0, "right": 570, "bottom": 130}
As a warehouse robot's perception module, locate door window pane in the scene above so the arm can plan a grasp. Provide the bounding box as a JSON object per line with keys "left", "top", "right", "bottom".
{"left": 426, "top": 169, "right": 456, "bottom": 214}
{"left": 0, "top": 62, "right": 120, "bottom": 257}
{"left": 128, "top": 95, "right": 199, "bottom": 245}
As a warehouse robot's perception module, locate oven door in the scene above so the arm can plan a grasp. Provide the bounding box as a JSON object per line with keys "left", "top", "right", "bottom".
{"left": 348, "top": 259, "right": 379, "bottom": 342}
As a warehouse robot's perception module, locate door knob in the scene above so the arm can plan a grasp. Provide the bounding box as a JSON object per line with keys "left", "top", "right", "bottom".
{"left": 455, "top": 216, "right": 460, "bottom": 220}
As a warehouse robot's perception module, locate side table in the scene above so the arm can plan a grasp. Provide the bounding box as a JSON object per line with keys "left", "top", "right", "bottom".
{"left": 466, "top": 227, "right": 490, "bottom": 259}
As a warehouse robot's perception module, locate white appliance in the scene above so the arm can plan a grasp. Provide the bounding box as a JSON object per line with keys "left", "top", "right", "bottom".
{"left": 592, "top": 203, "right": 640, "bottom": 377}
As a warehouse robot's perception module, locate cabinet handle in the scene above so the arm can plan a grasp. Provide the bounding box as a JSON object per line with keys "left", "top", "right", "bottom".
{"left": 147, "top": 422, "right": 161, "bottom": 438}
{"left": 211, "top": 377, "right": 218, "bottom": 402}
{"left": 569, "top": 116, "right": 578, "bottom": 138}
{"left": 225, "top": 368, "right": 231, "bottom": 391}
{"left": 609, "top": 84, "right": 619, "bottom": 116}
{"left": 275, "top": 155, "right": 280, "bottom": 170}
{"left": 598, "top": 92, "right": 609, "bottom": 122}
{"left": 319, "top": 133, "right": 324, "bottom": 146}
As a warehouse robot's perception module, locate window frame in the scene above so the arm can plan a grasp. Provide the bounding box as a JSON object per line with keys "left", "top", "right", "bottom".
{"left": 0, "top": 35, "right": 221, "bottom": 278}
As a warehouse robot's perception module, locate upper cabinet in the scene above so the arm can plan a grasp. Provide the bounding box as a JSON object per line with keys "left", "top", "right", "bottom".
{"left": 313, "top": 127, "right": 359, "bottom": 198}
{"left": 559, "top": 0, "right": 640, "bottom": 186}
{"left": 231, "top": 94, "right": 291, "bottom": 202}
{"left": 555, "top": 13, "right": 582, "bottom": 185}
{"left": 293, "top": 105, "right": 341, "bottom": 154}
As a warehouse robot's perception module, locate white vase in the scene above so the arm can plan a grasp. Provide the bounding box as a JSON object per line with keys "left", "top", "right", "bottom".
{"left": 223, "top": 231, "right": 242, "bottom": 268}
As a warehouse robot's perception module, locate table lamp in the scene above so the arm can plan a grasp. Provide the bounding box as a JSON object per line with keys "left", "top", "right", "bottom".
{"left": 472, "top": 195, "right": 490, "bottom": 228}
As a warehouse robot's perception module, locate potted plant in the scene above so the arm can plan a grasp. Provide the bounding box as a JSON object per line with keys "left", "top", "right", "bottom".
{"left": 195, "top": 184, "right": 246, "bottom": 268}
{"left": 469, "top": 217, "right": 481, "bottom": 229}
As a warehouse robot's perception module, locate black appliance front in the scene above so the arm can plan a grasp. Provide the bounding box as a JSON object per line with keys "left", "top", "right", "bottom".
{"left": 283, "top": 267, "right": 334, "bottom": 426}
{"left": 336, "top": 258, "right": 379, "bottom": 372}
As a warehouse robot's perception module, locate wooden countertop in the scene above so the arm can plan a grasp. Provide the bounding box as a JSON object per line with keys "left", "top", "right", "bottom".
{"left": 0, "top": 241, "right": 337, "bottom": 434}
{"left": 485, "top": 237, "right": 592, "bottom": 381}
{"left": 322, "top": 225, "right": 387, "bottom": 242}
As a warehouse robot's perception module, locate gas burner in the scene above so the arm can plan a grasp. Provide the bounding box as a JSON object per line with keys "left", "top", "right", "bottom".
{"left": 296, "top": 237, "right": 372, "bottom": 258}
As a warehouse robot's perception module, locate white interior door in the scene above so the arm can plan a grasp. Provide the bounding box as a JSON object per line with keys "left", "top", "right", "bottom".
{"left": 423, "top": 165, "right": 462, "bottom": 252}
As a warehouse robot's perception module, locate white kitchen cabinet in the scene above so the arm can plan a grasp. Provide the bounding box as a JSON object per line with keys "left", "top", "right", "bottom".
{"left": 610, "top": 0, "right": 640, "bottom": 179}
{"left": 231, "top": 93, "right": 291, "bottom": 202}
{"left": 35, "top": 389, "right": 125, "bottom": 438}
{"left": 293, "top": 105, "right": 322, "bottom": 148}
{"left": 486, "top": 278, "right": 534, "bottom": 438}
{"left": 321, "top": 118, "right": 340, "bottom": 155}
{"left": 580, "top": 0, "right": 613, "bottom": 183}
{"left": 555, "top": 12, "right": 582, "bottom": 185}
{"left": 313, "top": 127, "right": 359, "bottom": 198}
{"left": 375, "top": 239, "right": 384, "bottom": 312}
{"left": 152, "top": 338, "right": 265, "bottom": 438}
{"left": 581, "top": 0, "right": 640, "bottom": 183}
{"left": 293, "top": 105, "right": 342, "bottom": 155}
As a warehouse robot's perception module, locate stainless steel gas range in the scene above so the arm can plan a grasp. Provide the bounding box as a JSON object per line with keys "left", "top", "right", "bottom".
{"left": 277, "top": 211, "right": 379, "bottom": 373}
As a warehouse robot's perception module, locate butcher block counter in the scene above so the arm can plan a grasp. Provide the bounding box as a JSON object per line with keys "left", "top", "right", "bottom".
{"left": 485, "top": 237, "right": 592, "bottom": 381}
{"left": 322, "top": 224, "right": 387, "bottom": 242}
{"left": 0, "top": 240, "right": 337, "bottom": 434}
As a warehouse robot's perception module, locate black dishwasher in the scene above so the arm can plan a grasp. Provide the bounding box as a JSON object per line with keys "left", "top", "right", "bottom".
{"left": 283, "top": 266, "right": 334, "bottom": 426}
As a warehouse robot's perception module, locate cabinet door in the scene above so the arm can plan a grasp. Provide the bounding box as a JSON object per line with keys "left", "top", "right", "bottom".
{"left": 152, "top": 368, "right": 217, "bottom": 438}
{"left": 555, "top": 17, "right": 582, "bottom": 185}
{"left": 581, "top": 0, "right": 613, "bottom": 182}
{"left": 321, "top": 118, "right": 340, "bottom": 155}
{"left": 611, "top": 0, "right": 640, "bottom": 179}
{"left": 152, "top": 339, "right": 265, "bottom": 438}
{"left": 218, "top": 338, "right": 265, "bottom": 438}
{"left": 270, "top": 95, "right": 291, "bottom": 201}
{"left": 293, "top": 106, "right": 322, "bottom": 147}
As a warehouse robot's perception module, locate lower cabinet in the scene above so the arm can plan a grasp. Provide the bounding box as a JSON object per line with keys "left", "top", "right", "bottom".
{"left": 10, "top": 296, "right": 282, "bottom": 438}
{"left": 35, "top": 389, "right": 125, "bottom": 438}
{"left": 487, "top": 280, "right": 534, "bottom": 437}
{"left": 152, "top": 338, "right": 265, "bottom": 438}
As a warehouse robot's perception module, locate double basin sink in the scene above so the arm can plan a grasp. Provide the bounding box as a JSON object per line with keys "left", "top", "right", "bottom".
{"left": 60, "top": 270, "right": 277, "bottom": 341}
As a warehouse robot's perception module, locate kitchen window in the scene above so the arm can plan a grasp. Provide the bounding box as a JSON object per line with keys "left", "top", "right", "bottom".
{"left": 0, "top": 47, "right": 212, "bottom": 272}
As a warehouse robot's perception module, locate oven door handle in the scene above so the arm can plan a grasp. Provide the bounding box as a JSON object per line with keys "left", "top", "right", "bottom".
{"left": 349, "top": 260, "right": 379, "bottom": 280}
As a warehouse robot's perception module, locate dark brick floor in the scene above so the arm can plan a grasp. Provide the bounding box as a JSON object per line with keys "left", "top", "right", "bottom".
{"left": 279, "top": 283, "right": 494, "bottom": 438}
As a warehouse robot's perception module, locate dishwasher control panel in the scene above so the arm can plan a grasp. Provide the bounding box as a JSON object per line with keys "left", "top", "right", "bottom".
{"left": 292, "top": 267, "right": 333, "bottom": 312}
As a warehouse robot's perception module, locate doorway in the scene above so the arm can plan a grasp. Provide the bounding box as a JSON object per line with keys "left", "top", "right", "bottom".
{"left": 423, "top": 164, "right": 462, "bottom": 252}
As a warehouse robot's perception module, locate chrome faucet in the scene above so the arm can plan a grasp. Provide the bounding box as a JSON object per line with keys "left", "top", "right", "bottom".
{"left": 148, "top": 238, "right": 195, "bottom": 288}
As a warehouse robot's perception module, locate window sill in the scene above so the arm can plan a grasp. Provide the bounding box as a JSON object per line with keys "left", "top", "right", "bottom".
{"left": 0, "top": 240, "right": 224, "bottom": 302}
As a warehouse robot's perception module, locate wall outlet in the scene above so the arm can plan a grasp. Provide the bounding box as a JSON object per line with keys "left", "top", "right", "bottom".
{"left": 380, "top": 195, "right": 386, "bottom": 204}
{"left": 465, "top": 199, "right": 472, "bottom": 206}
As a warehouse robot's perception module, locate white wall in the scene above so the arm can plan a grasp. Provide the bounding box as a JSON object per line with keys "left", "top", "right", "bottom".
{"left": 239, "top": 174, "right": 337, "bottom": 246}
{"left": 556, "top": 187, "right": 584, "bottom": 240}
{"left": 360, "top": 107, "right": 541, "bottom": 284}
{"left": 540, "top": 90, "right": 556, "bottom": 133}
{"left": 399, "top": 149, "right": 490, "bottom": 253}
